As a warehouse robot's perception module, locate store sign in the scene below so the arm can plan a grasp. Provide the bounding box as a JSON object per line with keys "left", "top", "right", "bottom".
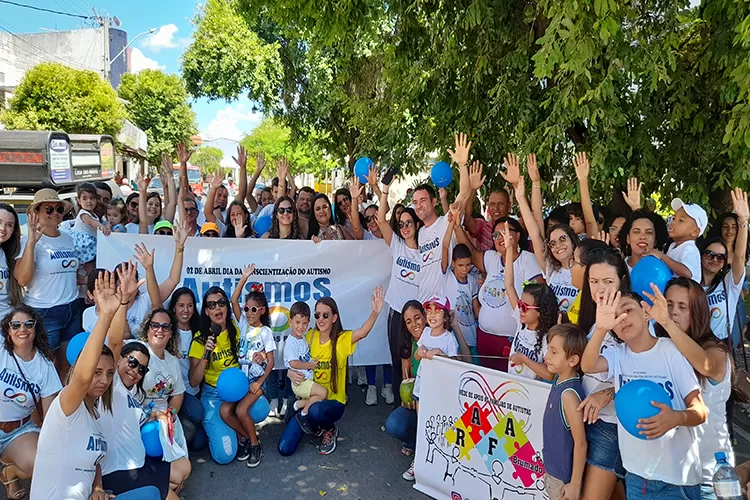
{"left": 49, "top": 138, "right": 72, "bottom": 183}
{"left": 0, "top": 151, "right": 44, "bottom": 164}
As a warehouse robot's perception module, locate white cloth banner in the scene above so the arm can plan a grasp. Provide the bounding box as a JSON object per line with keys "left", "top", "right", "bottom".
{"left": 414, "top": 357, "right": 552, "bottom": 500}
{"left": 96, "top": 234, "right": 392, "bottom": 367}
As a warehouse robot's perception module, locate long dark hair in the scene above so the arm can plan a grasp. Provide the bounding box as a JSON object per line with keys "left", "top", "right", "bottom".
{"left": 169, "top": 287, "right": 200, "bottom": 336}
{"left": 315, "top": 296, "right": 345, "bottom": 393}
{"left": 400, "top": 300, "right": 425, "bottom": 360}
{"left": 577, "top": 248, "right": 631, "bottom": 335}
{"left": 389, "top": 203, "right": 405, "bottom": 235}
{"left": 521, "top": 283, "right": 559, "bottom": 351}
{"left": 136, "top": 308, "right": 180, "bottom": 357}
{"left": 618, "top": 210, "right": 668, "bottom": 257}
{"left": 708, "top": 213, "right": 750, "bottom": 262}
{"left": 1, "top": 305, "right": 54, "bottom": 361}
{"left": 544, "top": 224, "right": 579, "bottom": 272}
{"left": 244, "top": 290, "right": 271, "bottom": 327}
{"left": 224, "top": 200, "right": 254, "bottom": 238}
{"left": 334, "top": 188, "right": 351, "bottom": 226}
{"left": 307, "top": 194, "right": 334, "bottom": 239}
{"left": 145, "top": 192, "right": 162, "bottom": 221}
{"left": 393, "top": 206, "right": 422, "bottom": 246}
{"left": 268, "top": 195, "right": 300, "bottom": 239}
{"left": 199, "top": 287, "right": 239, "bottom": 364}
{"left": 0, "top": 204, "right": 22, "bottom": 308}
{"left": 68, "top": 344, "right": 114, "bottom": 415}
{"left": 492, "top": 217, "right": 529, "bottom": 252}
{"left": 699, "top": 236, "right": 730, "bottom": 293}
{"left": 119, "top": 342, "right": 150, "bottom": 400}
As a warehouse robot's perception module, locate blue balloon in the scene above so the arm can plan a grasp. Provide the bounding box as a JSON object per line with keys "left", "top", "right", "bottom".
{"left": 249, "top": 395, "right": 270, "bottom": 423}
{"left": 354, "top": 157, "right": 373, "bottom": 183}
{"left": 630, "top": 255, "right": 672, "bottom": 305}
{"left": 254, "top": 215, "right": 272, "bottom": 236}
{"left": 217, "top": 367, "right": 249, "bottom": 403}
{"left": 431, "top": 161, "right": 453, "bottom": 188}
{"left": 141, "top": 420, "right": 163, "bottom": 457}
{"left": 614, "top": 379, "right": 672, "bottom": 440}
{"left": 66, "top": 332, "right": 90, "bottom": 366}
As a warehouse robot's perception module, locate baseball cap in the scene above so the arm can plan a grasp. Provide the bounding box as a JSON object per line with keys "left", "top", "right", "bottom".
{"left": 670, "top": 198, "right": 708, "bottom": 235}
{"left": 153, "top": 220, "right": 173, "bottom": 233}
{"left": 200, "top": 222, "right": 219, "bottom": 235}
{"left": 423, "top": 295, "right": 451, "bottom": 311}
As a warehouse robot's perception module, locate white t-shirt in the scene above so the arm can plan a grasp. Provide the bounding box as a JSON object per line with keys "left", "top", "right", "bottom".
{"left": 443, "top": 271, "right": 479, "bottom": 347}
{"left": 414, "top": 327, "right": 459, "bottom": 398}
{"left": 602, "top": 338, "right": 702, "bottom": 485}
{"left": 20, "top": 233, "right": 79, "bottom": 309}
{"left": 83, "top": 293, "right": 152, "bottom": 335}
{"left": 125, "top": 222, "right": 154, "bottom": 234}
{"left": 508, "top": 324, "right": 547, "bottom": 380}
{"left": 697, "top": 356, "right": 733, "bottom": 484}
{"left": 705, "top": 270, "right": 745, "bottom": 340}
{"left": 31, "top": 397, "right": 108, "bottom": 500}
{"left": 666, "top": 240, "right": 701, "bottom": 281}
{"left": 283, "top": 335, "right": 313, "bottom": 380}
{"left": 478, "top": 250, "right": 543, "bottom": 337}
{"left": 385, "top": 236, "right": 422, "bottom": 312}
{"left": 0, "top": 344, "right": 61, "bottom": 421}
{"left": 546, "top": 267, "right": 578, "bottom": 313}
{"left": 0, "top": 252, "right": 12, "bottom": 320}
{"left": 582, "top": 325, "right": 618, "bottom": 424}
{"left": 239, "top": 317, "right": 276, "bottom": 379}
{"left": 418, "top": 216, "right": 454, "bottom": 302}
{"left": 72, "top": 209, "right": 97, "bottom": 235}
{"left": 131, "top": 341, "right": 186, "bottom": 412}
{"left": 99, "top": 373, "right": 146, "bottom": 475}
{"left": 177, "top": 329, "right": 199, "bottom": 396}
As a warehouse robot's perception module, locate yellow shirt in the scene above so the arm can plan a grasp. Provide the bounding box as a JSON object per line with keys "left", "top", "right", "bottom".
{"left": 188, "top": 324, "right": 241, "bottom": 387}
{"left": 307, "top": 328, "right": 356, "bottom": 404}
{"left": 567, "top": 292, "right": 582, "bottom": 325}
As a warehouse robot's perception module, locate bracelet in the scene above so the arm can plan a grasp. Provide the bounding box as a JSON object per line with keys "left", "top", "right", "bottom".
{"left": 532, "top": 182, "right": 541, "bottom": 188}
{"left": 176, "top": 247, "right": 185, "bottom": 253}
{"left": 94, "top": 486, "right": 105, "bottom": 493}
{"left": 120, "top": 302, "right": 129, "bottom": 306}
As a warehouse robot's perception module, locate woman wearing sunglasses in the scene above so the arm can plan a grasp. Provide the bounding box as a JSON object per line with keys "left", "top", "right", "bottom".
{"left": 279, "top": 287, "right": 385, "bottom": 457}
{"left": 0, "top": 306, "right": 60, "bottom": 499}
{"left": 15, "top": 189, "right": 81, "bottom": 375}
{"left": 265, "top": 196, "right": 301, "bottom": 239}
{"left": 188, "top": 287, "right": 270, "bottom": 465}
{"left": 0, "top": 203, "right": 23, "bottom": 321}
{"left": 126, "top": 193, "right": 140, "bottom": 225}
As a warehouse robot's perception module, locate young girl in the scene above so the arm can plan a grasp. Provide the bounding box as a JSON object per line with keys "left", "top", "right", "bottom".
{"left": 107, "top": 199, "right": 128, "bottom": 233}
{"left": 226, "top": 264, "right": 276, "bottom": 468}
{"left": 582, "top": 290, "right": 707, "bottom": 499}
{"left": 70, "top": 182, "right": 111, "bottom": 266}
{"left": 498, "top": 222, "right": 558, "bottom": 381}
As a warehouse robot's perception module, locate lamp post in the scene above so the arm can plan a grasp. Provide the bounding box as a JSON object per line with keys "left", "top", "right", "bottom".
{"left": 109, "top": 28, "right": 156, "bottom": 73}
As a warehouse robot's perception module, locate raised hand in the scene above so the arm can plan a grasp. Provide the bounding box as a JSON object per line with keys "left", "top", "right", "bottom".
{"left": 26, "top": 210, "right": 43, "bottom": 244}
{"left": 514, "top": 174, "right": 526, "bottom": 201}
{"left": 135, "top": 172, "right": 148, "bottom": 193}
{"left": 501, "top": 153, "right": 521, "bottom": 187}
{"left": 469, "top": 160, "right": 486, "bottom": 191}
{"left": 366, "top": 165, "right": 379, "bottom": 187}
{"left": 233, "top": 218, "right": 247, "bottom": 238}
{"left": 349, "top": 175, "right": 361, "bottom": 200}
{"left": 133, "top": 242, "right": 155, "bottom": 270}
{"left": 447, "top": 133, "right": 472, "bottom": 166}
{"left": 233, "top": 145, "right": 248, "bottom": 169}
{"left": 449, "top": 201, "right": 461, "bottom": 224}
{"left": 371, "top": 285, "right": 385, "bottom": 315}
{"left": 241, "top": 264, "right": 256, "bottom": 279}
{"left": 527, "top": 153, "right": 540, "bottom": 183}
{"left": 595, "top": 290, "right": 626, "bottom": 332}
{"left": 573, "top": 152, "right": 590, "bottom": 181}
{"left": 116, "top": 260, "right": 145, "bottom": 304}
{"left": 254, "top": 152, "right": 265, "bottom": 175}
{"left": 500, "top": 222, "right": 516, "bottom": 259}
{"left": 732, "top": 187, "right": 749, "bottom": 220}
{"left": 209, "top": 173, "right": 223, "bottom": 190}
{"left": 277, "top": 156, "right": 290, "bottom": 180}
{"left": 94, "top": 270, "right": 121, "bottom": 316}
{"left": 161, "top": 152, "right": 172, "bottom": 176}
{"left": 622, "top": 177, "right": 642, "bottom": 211}
{"left": 176, "top": 143, "right": 193, "bottom": 165}
{"left": 592, "top": 230, "right": 610, "bottom": 246}
{"left": 642, "top": 283, "right": 669, "bottom": 326}
{"left": 173, "top": 220, "right": 188, "bottom": 249}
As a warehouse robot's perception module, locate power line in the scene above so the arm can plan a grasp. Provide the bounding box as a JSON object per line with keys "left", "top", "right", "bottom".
{"left": 0, "top": 0, "right": 93, "bottom": 20}
{"left": 0, "top": 20, "right": 91, "bottom": 70}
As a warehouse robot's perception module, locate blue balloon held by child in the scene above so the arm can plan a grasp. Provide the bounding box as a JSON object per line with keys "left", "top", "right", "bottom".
{"left": 253, "top": 215, "right": 272, "bottom": 236}
{"left": 217, "top": 367, "right": 249, "bottom": 403}
{"left": 354, "top": 157, "right": 373, "bottom": 183}
{"left": 630, "top": 255, "right": 671, "bottom": 305}
{"left": 66, "top": 332, "right": 91, "bottom": 366}
{"left": 614, "top": 379, "right": 672, "bottom": 440}
{"left": 141, "top": 420, "right": 163, "bottom": 457}
{"left": 431, "top": 161, "right": 453, "bottom": 188}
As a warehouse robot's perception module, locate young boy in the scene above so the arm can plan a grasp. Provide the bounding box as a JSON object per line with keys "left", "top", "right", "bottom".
{"left": 658, "top": 198, "right": 707, "bottom": 280}
{"left": 542, "top": 324, "right": 587, "bottom": 500}
{"left": 283, "top": 301, "right": 328, "bottom": 435}
{"left": 440, "top": 243, "right": 480, "bottom": 364}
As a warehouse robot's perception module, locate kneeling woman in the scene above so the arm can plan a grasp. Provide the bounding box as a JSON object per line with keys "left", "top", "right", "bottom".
{"left": 582, "top": 290, "right": 707, "bottom": 500}
{"left": 279, "top": 287, "right": 385, "bottom": 456}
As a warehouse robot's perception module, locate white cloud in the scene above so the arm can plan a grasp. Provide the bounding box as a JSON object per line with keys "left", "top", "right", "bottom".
{"left": 129, "top": 48, "right": 164, "bottom": 73}
{"left": 142, "top": 24, "right": 179, "bottom": 52}
{"left": 200, "top": 103, "right": 264, "bottom": 142}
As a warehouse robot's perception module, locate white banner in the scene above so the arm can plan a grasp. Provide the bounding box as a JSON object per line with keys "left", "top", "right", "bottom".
{"left": 96, "top": 234, "right": 392, "bottom": 367}
{"left": 414, "top": 357, "right": 552, "bottom": 500}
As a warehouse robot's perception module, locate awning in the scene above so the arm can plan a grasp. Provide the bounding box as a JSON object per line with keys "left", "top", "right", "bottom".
{"left": 118, "top": 119, "right": 148, "bottom": 159}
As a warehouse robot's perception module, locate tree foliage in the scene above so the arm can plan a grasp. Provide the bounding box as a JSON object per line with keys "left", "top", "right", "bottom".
{"left": 191, "top": 146, "right": 223, "bottom": 176}
{"left": 118, "top": 69, "right": 197, "bottom": 165}
{"left": 0, "top": 62, "right": 125, "bottom": 137}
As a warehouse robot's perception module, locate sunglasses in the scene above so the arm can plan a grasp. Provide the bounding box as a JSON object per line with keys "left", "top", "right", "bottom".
{"left": 43, "top": 205, "right": 65, "bottom": 215}
{"left": 155, "top": 230, "right": 173, "bottom": 236}
{"left": 702, "top": 250, "right": 727, "bottom": 263}
{"left": 149, "top": 321, "right": 172, "bottom": 332}
{"left": 398, "top": 220, "right": 414, "bottom": 229}
{"left": 277, "top": 207, "right": 294, "bottom": 215}
{"left": 185, "top": 207, "right": 198, "bottom": 214}
{"left": 203, "top": 231, "right": 219, "bottom": 238}
{"left": 547, "top": 234, "right": 569, "bottom": 250}
{"left": 127, "top": 355, "right": 149, "bottom": 376}
{"left": 365, "top": 215, "right": 377, "bottom": 223}
{"left": 9, "top": 319, "right": 36, "bottom": 330}
{"left": 206, "top": 298, "right": 228, "bottom": 310}
{"left": 314, "top": 312, "right": 330, "bottom": 320}
{"left": 244, "top": 306, "right": 262, "bottom": 313}
{"left": 129, "top": 201, "right": 139, "bottom": 208}
{"left": 517, "top": 301, "right": 540, "bottom": 313}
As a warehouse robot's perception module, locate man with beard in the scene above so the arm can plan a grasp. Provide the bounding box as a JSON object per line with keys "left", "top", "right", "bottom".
{"left": 296, "top": 186, "right": 315, "bottom": 239}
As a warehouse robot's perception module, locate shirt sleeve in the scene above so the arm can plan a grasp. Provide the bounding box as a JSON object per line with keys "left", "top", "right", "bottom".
{"left": 445, "top": 333, "right": 460, "bottom": 358}
{"left": 188, "top": 334, "right": 205, "bottom": 359}
{"left": 601, "top": 343, "right": 621, "bottom": 383}
{"left": 42, "top": 362, "right": 63, "bottom": 397}
{"left": 261, "top": 326, "right": 277, "bottom": 352}
{"left": 283, "top": 339, "right": 295, "bottom": 367}
{"left": 340, "top": 330, "right": 356, "bottom": 357}
{"left": 469, "top": 275, "right": 480, "bottom": 298}
{"left": 483, "top": 251, "right": 501, "bottom": 275}
{"left": 523, "top": 251, "right": 544, "bottom": 281}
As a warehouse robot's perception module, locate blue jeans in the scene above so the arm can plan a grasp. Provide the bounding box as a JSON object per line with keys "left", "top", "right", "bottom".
{"left": 265, "top": 369, "right": 294, "bottom": 402}
{"left": 200, "top": 384, "right": 270, "bottom": 464}
{"left": 278, "top": 400, "right": 345, "bottom": 456}
{"left": 179, "top": 392, "right": 206, "bottom": 451}
{"left": 34, "top": 299, "right": 82, "bottom": 350}
{"left": 365, "top": 364, "right": 392, "bottom": 385}
{"left": 385, "top": 406, "right": 417, "bottom": 450}
{"left": 625, "top": 473, "right": 700, "bottom": 500}
{"left": 112, "top": 486, "right": 161, "bottom": 500}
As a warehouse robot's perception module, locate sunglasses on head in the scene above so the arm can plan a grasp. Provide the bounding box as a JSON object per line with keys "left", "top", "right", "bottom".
{"left": 517, "top": 300, "right": 539, "bottom": 313}
{"left": 42, "top": 205, "right": 65, "bottom": 215}
{"left": 206, "top": 298, "right": 228, "bottom": 310}
{"left": 155, "top": 230, "right": 173, "bottom": 236}
{"left": 702, "top": 250, "right": 727, "bottom": 263}
{"left": 547, "top": 234, "right": 569, "bottom": 249}
{"left": 244, "top": 305, "right": 262, "bottom": 313}
{"left": 277, "top": 206, "right": 294, "bottom": 215}
{"left": 314, "top": 312, "right": 330, "bottom": 320}
{"left": 398, "top": 220, "right": 413, "bottom": 229}
{"left": 203, "top": 231, "right": 219, "bottom": 238}
{"left": 127, "top": 355, "right": 149, "bottom": 376}
{"left": 149, "top": 321, "right": 172, "bottom": 332}
{"left": 9, "top": 319, "right": 36, "bottom": 330}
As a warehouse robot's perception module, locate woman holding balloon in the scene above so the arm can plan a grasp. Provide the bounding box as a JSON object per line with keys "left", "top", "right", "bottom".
{"left": 617, "top": 210, "right": 669, "bottom": 274}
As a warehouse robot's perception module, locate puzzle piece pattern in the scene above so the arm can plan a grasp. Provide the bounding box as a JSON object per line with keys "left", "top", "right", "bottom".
{"left": 444, "top": 419, "right": 476, "bottom": 461}
{"left": 509, "top": 441, "right": 545, "bottom": 487}
{"left": 459, "top": 401, "right": 493, "bottom": 444}
{"left": 492, "top": 411, "right": 529, "bottom": 458}
{"left": 474, "top": 427, "right": 509, "bottom": 473}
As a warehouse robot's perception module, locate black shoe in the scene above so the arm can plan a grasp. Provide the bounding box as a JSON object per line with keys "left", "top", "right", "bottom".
{"left": 236, "top": 441, "right": 250, "bottom": 461}
{"left": 296, "top": 412, "right": 314, "bottom": 435}
{"left": 247, "top": 444, "right": 262, "bottom": 468}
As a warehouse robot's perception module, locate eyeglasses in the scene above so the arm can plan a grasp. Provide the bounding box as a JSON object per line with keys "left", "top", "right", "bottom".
{"left": 127, "top": 355, "right": 149, "bottom": 376}
{"left": 9, "top": 319, "right": 36, "bottom": 331}
{"left": 206, "top": 298, "right": 228, "bottom": 310}
{"left": 244, "top": 306, "right": 262, "bottom": 313}
{"left": 202, "top": 231, "right": 219, "bottom": 238}
{"left": 609, "top": 226, "right": 621, "bottom": 234}
{"left": 365, "top": 215, "right": 377, "bottom": 223}
{"left": 398, "top": 220, "right": 413, "bottom": 229}
{"left": 155, "top": 230, "right": 173, "bottom": 236}
{"left": 129, "top": 201, "right": 139, "bottom": 208}
{"left": 702, "top": 250, "right": 727, "bottom": 263}
{"left": 149, "top": 321, "right": 172, "bottom": 332}
{"left": 185, "top": 207, "right": 198, "bottom": 214}
{"left": 517, "top": 301, "right": 540, "bottom": 313}
{"left": 277, "top": 207, "right": 294, "bottom": 215}
{"left": 547, "top": 234, "right": 569, "bottom": 250}
{"left": 43, "top": 205, "right": 65, "bottom": 215}
{"left": 314, "top": 312, "right": 330, "bottom": 320}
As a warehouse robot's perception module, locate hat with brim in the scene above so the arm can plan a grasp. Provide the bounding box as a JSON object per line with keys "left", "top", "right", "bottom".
{"left": 423, "top": 295, "right": 451, "bottom": 311}
{"left": 200, "top": 222, "right": 219, "bottom": 235}
{"left": 153, "top": 220, "right": 173, "bottom": 233}
{"left": 28, "top": 188, "right": 74, "bottom": 216}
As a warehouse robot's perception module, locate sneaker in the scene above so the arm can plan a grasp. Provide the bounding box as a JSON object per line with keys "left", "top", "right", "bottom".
{"left": 400, "top": 444, "right": 414, "bottom": 457}
{"left": 296, "top": 412, "right": 314, "bottom": 435}
{"left": 318, "top": 426, "right": 338, "bottom": 455}
{"left": 402, "top": 460, "right": 415, "bottom": 481}
{"left": 247, "top": 444, "right": 262, "bottom": 468}
{"left": 365, "top": 385, "right": 378, "bottom": 406}
{"left": 279, "top": 398, "right": 289, "bottom": 418}
{"left": 268, "top": 398, "right": 279, "bottom": 417}
{"left": 356, "top": 367, "right": 367, "bottom": 387}
{"left": 236, "top": 440, "right": 250, "bottom": 461}
{"left": 382, "top": 384, "right": 395, "bottom": 404}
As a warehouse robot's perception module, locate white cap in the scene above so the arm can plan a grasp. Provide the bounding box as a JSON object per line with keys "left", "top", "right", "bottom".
{"left": 671, "top": 198, "right": 708, "bottom": 235}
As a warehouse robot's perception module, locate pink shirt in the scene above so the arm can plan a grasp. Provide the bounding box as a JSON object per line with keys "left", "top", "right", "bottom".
{"left": 470, "top": 218, "right": 495, "bottom": 252}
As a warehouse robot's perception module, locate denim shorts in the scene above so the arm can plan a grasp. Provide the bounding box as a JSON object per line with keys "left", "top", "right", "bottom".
{"left": 586, "top": 419, "right": 625, "bottom": 479}
{"left": 625, "top": 473, "right": 700, "bottom": 500}
{"left": 34, "top": 299, "right": 83, "bottom": 350}
{"left": 0, "top": 418, "right": 39, "bottom": 455}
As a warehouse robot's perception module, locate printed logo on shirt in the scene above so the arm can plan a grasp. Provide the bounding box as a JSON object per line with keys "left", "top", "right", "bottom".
{"left": 455, "top": 291, "right": 475, "bottom": 327}
{"left": 127, "top": 394, "right": 141, "bottom": 409}
{"left": 711, "top": 307, "right": 722, "bottom": 320}
{"left": 419, "top": 238, "right": 440, "bottom": 264}
{"left": 314, "top": 360, "right": 330, "bottom": 383}
{"left": 0, "top": 368, "right": 41, "bottom": 399}
{"left": 619, "top": 375, "right": 676, "bottom": 400}
{"left": 48, "top": 249, "right": 78, "bottom": 272}
{"left": 146, "top": 372, "right": 175, "bottom": 400}
{"left": 86, "top": 434, "right": 108, "bottom": 452}
{"left": 396, "top": 257, "right": 421, "bottom": 281}
{"left": 708, "top": 289, "right": 727, "bottom": 306}
{"left": 480, "top": 275, "right": 507, "bottom": 308}
{"left": 3, "top": 387, "right": 27, "bottom": 404}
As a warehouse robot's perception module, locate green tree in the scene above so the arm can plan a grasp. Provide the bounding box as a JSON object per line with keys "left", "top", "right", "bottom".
{"left": 0, "top": 62, "right": 125, "bottom": 137}
{"left": 118, "top": 69, "right": 197, "bottom": 165}
{"left": 191, "top": 146, "right": 224, "bottom": 176}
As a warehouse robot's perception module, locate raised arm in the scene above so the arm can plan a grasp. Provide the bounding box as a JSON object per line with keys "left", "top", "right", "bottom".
{"left": 232, "top": 264, "right": 255, "bottom": 321}
{"left": 233, "top": 145, "right": 248, "bottom": 203}
{"left": 453, "top": 218, "right": 484, "bottom": 273}
{"left": 350, "top": 176, "right": 365, "bottom": 240}
{"left": 352, "top": 286, "right": 385, "bottom": 343}
{"left": 286, "top": 167, "right": 297, "bottom": 200}
{"left": 500, "top": 222, "right": 519, "bottom": 310}
{"left": 463, "top": 161, "right": 487, "bottom": 238}
{"left": 15, "top": 211, "right": 42, "bottom": 287}
{"left": 573, "top": 152, "right": 598, "bottom": 239}
{"left": 442, "top": 204, "right": 459, "bottom": 274}
{"left": 446, "top": 133, "right": 473, "bottom": 207}
{"left": 366, "top": 166, "right": 382, "bottom": 201}
{"left": 438, "top": 188, "right": 450, "bottom": 215}
{"left": 160, "top": 154, "right": 177, "bottom": 223}
{"left": 106, "top": 261, "right": 144, "bottom": 361}
{"left": 136, "top": 173, "right": 149, "bottom": 234}
{"left": 512, "top": 169, "right": 546, "bottom": 271}
{"left": 276, "top": 157, "right": 289, "bottom": 200}
{"left": 731, "top": 188, "right": 749, "bottom": 283}
{"left": 203, "top": 174, "right": 223, "bottom": 224}
{"left": 527, "top": 154, "right": 545, "bottom": 233}
{"left": 377, "top": 184, "right": 394, "bottom": 245}
{"left": 581, "top": 291, "right": 624, "bottom": 373}
{"left": 176, "top": 143, "right": 193, "bottom": 193}
{"left": 133, "top": 243, "right": 161, "bottom": 309}
{"left": 245, "top": 153, "right": 264, "bottom": 213}
{"left": 622, "top": 177, "right": 642, "bottom": 212}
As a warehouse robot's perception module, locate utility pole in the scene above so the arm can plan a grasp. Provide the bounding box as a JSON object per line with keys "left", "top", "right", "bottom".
{"left": 102, "top": 15, "right": 110, "bottom": 82}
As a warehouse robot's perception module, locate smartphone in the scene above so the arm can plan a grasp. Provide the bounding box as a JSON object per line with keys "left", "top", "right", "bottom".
{"left": 382, "top": 166, "right": 398, "bottom": 185}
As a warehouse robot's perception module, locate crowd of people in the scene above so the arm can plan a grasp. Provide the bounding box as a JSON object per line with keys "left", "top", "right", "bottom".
{"left": 0, "top": 132, "right": 746, "bottom": 500}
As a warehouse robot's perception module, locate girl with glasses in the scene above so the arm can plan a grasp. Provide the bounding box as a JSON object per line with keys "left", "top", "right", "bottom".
{"left": 265, "top": 196, "right": 300, "bottom": 239}
{"left": 0, "top": 203, "right": 22, "bottom": 321}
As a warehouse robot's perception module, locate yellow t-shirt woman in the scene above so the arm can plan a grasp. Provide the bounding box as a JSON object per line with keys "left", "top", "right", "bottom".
{"left": 306, "top": 328, "right": 356, "bottom": 404}
{"left": 188, "top": 323, "right": 241, "bottom": 387}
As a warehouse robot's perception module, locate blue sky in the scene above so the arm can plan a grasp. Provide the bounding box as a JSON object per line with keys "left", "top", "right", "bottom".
{"left": 2, "top": 0, "right": 264, "bottom": 149}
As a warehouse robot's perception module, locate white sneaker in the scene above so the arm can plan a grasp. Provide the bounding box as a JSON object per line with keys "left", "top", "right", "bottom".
{"left": 382, "top": 384, "right": 395, "bottom": 405}
{"left": 279, "top": 398, "right": 289, "bottom": 417}
{"left": 357, "top": 367, "right": 367, "bottom": 387}
{"left": 365, "top": 385, "right": 378, "bottom": 406}
{"left": 268, "top": 398, "right": 279, "bottom": 417}
{"left": 402, "top": 460, "right": 415, "bottom": 481}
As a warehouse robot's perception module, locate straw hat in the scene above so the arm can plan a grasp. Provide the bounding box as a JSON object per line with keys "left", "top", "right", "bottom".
{"left": 28, "top": 188, "right": 74, "bottom": 215}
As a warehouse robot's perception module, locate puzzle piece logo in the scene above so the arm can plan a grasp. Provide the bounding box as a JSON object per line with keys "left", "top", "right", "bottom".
{"left": 444, "top": 419, "right": 476, "bottom": 461}
{"left": 510, "top": 441, "right": 545, "bottom": 487}
{"left": 474, "top": 427, "right": 509, "bottom": 473}
{"left": 493, "top": 411, "right": 529, "bottom": 458}
{"left": 459, "top": 401, "right": 493, "bottom": 444}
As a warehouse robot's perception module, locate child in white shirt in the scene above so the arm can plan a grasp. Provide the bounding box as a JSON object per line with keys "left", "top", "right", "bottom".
{"left": 656, "top": 198, "right": 707, "bottom": 280}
